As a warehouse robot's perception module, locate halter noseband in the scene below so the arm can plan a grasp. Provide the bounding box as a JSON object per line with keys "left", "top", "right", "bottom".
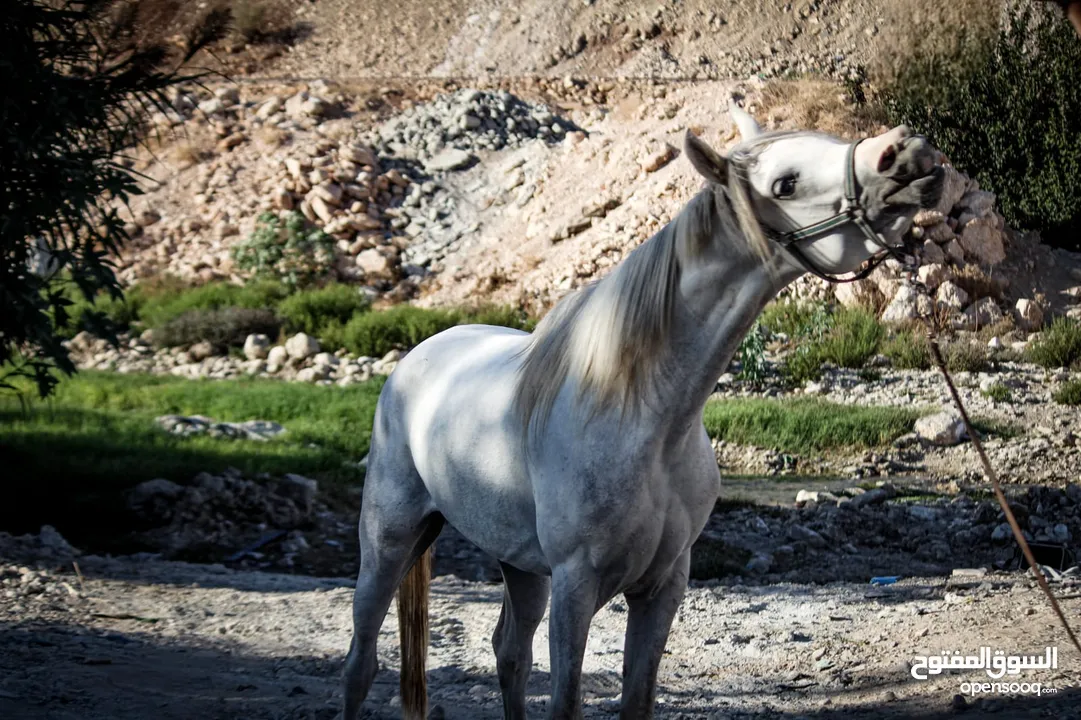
{"left": 758, "top": 141, "right": 908, "bottom": 285}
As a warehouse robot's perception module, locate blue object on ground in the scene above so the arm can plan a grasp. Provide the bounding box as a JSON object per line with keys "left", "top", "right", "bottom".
{"left": 869, "top": 576, "right": 901, "bottom": 585}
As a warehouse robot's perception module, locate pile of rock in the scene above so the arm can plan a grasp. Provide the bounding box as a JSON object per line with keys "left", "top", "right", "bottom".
{"left": 125, "top": 469, "right": 321, "bottom": 560}
{"left": 66, "top": 330, "right": 403, "bottom": 385}
{"left": 781, "top": 165, "right": 1065, "bottom": 332}
{"left": 120, "top": 83, "right": 578, "bottom": 303}
{"left": 155, "top": 415, "right": 286, "bottom": 441}
{"left": 701, "top": 482, "right": 1081, "bottom": 583}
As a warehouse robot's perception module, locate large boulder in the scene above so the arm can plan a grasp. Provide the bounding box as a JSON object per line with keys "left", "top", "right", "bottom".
{"left": 266, "top": 345, "right": 288, "bottom": 373}
{"left": 915, "top": 411, "right": 967, "bottom": 447}
{"left": 1014, "top": 298, "right": 1044, "bottom": 332}
{"left": 936, "top": 281, "right": 970, "bottom": 312}
{"left": 243, "top": 333, "right": 271, "bottom": 360}
{"left": 958, "top": 218, "right": 1007, "bottom": 266}
{"left": 959, "top": 297, "right": 1005, "bottom": 330}
{"left": 880, "top": 284, "right": 921, "bottom": 325}
{"left": 285, "top": 332, "right": 320, "bottom": 360}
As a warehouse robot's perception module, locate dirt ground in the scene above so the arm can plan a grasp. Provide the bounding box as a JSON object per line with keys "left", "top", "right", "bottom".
{"left": 2, "top": 531, "right": 1080, "bottom": 720}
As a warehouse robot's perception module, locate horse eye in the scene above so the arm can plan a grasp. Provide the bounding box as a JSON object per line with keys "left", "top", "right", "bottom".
{"left": 772, "top": 175, "right": 798, "bottom": 198}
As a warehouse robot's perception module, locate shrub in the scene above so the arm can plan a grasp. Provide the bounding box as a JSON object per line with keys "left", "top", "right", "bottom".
{"left": 814, "top": 307, "right": 884, "bottom": 369}
{"left": 136, "top": 278, "right": 291, "bottom": 330}
{"left": 277, "top": 284, "right": 371, "bottom": 337}
{"left": 735, "top": 322, "right": 767, "bottom": 384}
{"left": 778, "top": 306, "right": 884, "bottom": 385}
{"left": 232, "top": 212, "right": 337, "bottom": 287}
{"left": 883, "top": 6, "right": 1081, "bottom": 251}
{"left": 781, "top": 346, "right": 823, "bottom": 386}
{"left": 1026, "top": 318, "right": 1081, "bottom": 369}
{"left": 882, "top": 329, "right": 932, "bottom": 370}
{"left": 338, "top": 305, "right": 533, "bottom": 358}
{"left": 943, "top": 341, "right": 989, "bottom": 373}
{"left": 154, "top": 308, "right": 281, "bottom": 349}
{"left": 465, "top": 305, "right": 536, "bottom": 332}
{"left": 340, "top": 306, "right": 460, "bottom": 358}
{"left": 760, "top": 300, "right": 831, "bottom": 341}
{"left": 981, "top": 382, "right": 1012, "bottom": 403}
{"left": 1053, "top": 379, "right": 1081, "bottom": 406}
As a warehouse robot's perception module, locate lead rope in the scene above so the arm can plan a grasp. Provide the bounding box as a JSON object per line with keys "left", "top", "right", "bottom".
{"left": 914, "top": 281, "right": 1081, "bottom": 658}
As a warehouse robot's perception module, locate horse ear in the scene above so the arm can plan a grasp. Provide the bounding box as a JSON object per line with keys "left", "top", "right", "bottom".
{"left": 728, "top": 98, "right": 762, "bottom": 140}
{"left": 683, "top": 130, "right": 728, "bottom": 186}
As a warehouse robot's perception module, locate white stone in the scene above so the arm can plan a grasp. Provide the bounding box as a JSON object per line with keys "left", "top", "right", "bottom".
{"left": 958, "top": 189, "right": 996, "bottom": 217}
{"left": 1014, "top": 298, "right": 1044, "bottom": 332}
{"left": 425, "top": 149, "right": 475, "bottom": 172}
{"left": 833, "top": 279, "right": 881, "bottom": 309}
{"left": 933, "top": 165, "right": 968, "bottom": 216}
{"left": 243, "top": 333, "right": 271, "bottom": 360}
{"left": 189, "top": 340, "right": 216, "bottom": 361}
{"left": 944, "top": 238, "right": 966, "bottom": 264}
{"left": 266, "top": 345, "right": 288, "bottom": 373}
{"left": 256, "top": 95, "right": 283, "bottom": 120}
{"left": 356, "top": 249, "right": 393, "bottom": 277}
{"left": 961, "top": 297, "right": 1004, "bottom": 329}
{"left": 880, "top": 284, "right": 921, "bottom": 324}
{"left": 916, "top": 263, "right": 949, "bottom": 290}
{"left": 936, "top": 281, "right": 969, "bottom": 312}
{"left": 285, "top": 333, "right": 320, "bottom": 360}
{"left": 914, "top": 411, "right": 966, "bottom": 446}
{"left": 920, "top": 240, "right": 946, "bottom": 265}
{"left": 312, "top": 352, "right": 339, "bottom": 367}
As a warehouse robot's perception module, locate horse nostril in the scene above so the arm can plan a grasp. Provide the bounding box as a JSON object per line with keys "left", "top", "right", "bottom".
{"left": 878, "top": 145, "right": 897, "bottom": 173}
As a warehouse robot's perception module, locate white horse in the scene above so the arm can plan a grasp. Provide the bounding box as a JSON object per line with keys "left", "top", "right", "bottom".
{"left": 343, "top": 103, "right": 945, "bottom": 720}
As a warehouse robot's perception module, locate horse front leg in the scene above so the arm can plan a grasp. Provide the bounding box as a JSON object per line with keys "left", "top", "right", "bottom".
{"left": 619, "top": 550, "right": 690, "bottom": 720}
{"left": 547, "top": 561, "right": 599, "bottom": 720}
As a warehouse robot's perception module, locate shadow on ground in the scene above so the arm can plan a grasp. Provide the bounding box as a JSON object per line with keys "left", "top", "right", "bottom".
{"left": 0, "top": 617, "right": 1074, "bottom": 720}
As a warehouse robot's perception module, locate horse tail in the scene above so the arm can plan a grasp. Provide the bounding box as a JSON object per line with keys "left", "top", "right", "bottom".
{"left": 398, "top": 546, "right": 431, "bottom": 720}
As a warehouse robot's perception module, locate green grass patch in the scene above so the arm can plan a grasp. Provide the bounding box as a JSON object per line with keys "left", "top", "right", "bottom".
{"left": 882, "top": 329, "right": 932, "bottom": 370}
{"left": 980, "top": 382, "right": 1012, "bottom": 403}
{"left": 0, "top": 370, "right": 387, "bottom": 541}
{"left": 1053, "top": 379, "right": 1081, "bottom": 406}
{"left": 1026, "top": 318, "right": 1081, "bottom": 369}
{"left": 702, "top": 397, "right": 920, "bottom": 455}
{"left": 2, "top": 371, "right": 384, "bottom": 496}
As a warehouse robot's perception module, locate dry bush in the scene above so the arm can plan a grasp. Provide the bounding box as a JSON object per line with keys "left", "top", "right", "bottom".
{"left": 229, "top": 0, "right": 297, "bottom": 44}
{"left": 756, "top": 79, "right": 885, "bottom": 140}
{"left": 171, "top": 142, "right": 205, "bottom": 168}
{"left": 256, "top": 126, "right": 288, "bottom": 149}
{"left": 951, "top": 265, "right": 1008, "bottom": 302}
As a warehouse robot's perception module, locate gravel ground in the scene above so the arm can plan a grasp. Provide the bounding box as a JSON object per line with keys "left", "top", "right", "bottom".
{"left": 2, "top": 532, "right": 1079, "bottom": 720}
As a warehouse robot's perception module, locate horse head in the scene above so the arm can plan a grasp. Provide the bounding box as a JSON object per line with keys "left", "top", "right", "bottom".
{"left": 684, "top": 100, "right": 945, "bottom": 282}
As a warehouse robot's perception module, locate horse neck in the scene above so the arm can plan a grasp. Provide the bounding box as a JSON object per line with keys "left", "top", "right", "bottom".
{"left": 654, "top": 234, "right": 803, "bottom": 437}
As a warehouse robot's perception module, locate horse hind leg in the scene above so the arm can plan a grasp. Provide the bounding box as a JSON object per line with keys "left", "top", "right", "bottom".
{"left": 492, "top": 562, "right": 550, "bottom": 720}
{"left": 342, "top": 456, "right": 443, "bottom": 720}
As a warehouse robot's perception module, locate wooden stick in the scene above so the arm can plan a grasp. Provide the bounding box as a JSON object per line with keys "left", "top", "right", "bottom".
{"left": 922, "top": 320, "right": 1081, "bottom": 657}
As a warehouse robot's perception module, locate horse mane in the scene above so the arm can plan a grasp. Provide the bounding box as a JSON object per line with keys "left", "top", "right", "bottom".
{"left": 513, "top": 179, "right": 769, "bottom": 438}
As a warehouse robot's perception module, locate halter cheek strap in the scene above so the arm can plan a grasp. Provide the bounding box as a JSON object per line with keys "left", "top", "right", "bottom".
{"left": 764, "top": 141, "right": 908, "bottom": 285}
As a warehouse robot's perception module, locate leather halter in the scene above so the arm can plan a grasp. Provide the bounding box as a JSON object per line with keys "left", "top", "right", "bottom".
{"left": 757, "top": 141, "right": 909, "bottom": 285}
